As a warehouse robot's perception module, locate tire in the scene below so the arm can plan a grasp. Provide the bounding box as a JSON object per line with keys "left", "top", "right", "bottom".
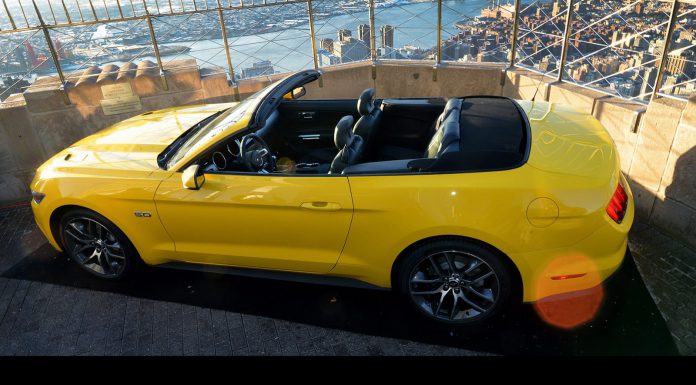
{"left": 59, "top": 208, "right": 139, "bottom": 280}
{"left": 395, "top": 238, "right": 513, "bottom": 326}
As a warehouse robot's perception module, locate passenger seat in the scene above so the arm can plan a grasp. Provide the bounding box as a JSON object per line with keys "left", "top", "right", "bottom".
{"left": 329, "top": 116, "right": 364, "bottom": 174}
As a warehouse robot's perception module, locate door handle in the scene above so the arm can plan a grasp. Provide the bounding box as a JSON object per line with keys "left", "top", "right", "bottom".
{"left": 298, "top": 111, "right": 315, "bottom": 119}
{"left": 300, "top": 202, "right": 342, "bottom": 211}
{"left": 298, "top": 134, "right": 321, "bottom": 141}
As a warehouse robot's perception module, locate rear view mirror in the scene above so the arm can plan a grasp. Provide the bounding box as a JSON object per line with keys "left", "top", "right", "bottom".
{"left": 292, "top": 86, "right": 306, "bottom": 99}
{"left": 284, "top": 86, "right": 307, "bottom": 100}
{"left": 182, "top": 164, "right": 205, "bottom": 190}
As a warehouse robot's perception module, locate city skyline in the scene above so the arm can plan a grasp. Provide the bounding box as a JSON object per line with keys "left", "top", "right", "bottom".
{"left": 1, "top": 0, "right": 694, "bottom": 102}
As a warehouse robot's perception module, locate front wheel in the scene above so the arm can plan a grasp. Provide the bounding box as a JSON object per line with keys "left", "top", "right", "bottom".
{"left": 59, "top": 209, "right": 138, "bottom": 280}
{"left": 396, "top": 239, "right": 513, "bottom": 326}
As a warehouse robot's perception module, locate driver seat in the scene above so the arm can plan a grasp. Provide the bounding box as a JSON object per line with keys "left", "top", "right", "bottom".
{"left": 353, "top": 88, "right": 381, "bottom": 161}
{"left": 329, "top": 115, "right": 364, "bottom": 174}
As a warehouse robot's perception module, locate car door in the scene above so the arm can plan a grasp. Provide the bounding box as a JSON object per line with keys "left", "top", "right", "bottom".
{"left": 153, "top": 172, "right": 353, "bottom": 273}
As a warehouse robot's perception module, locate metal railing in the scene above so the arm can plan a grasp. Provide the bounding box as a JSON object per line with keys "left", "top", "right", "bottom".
{"left": 0, "top": 0, "right": 694, "bottom": 104}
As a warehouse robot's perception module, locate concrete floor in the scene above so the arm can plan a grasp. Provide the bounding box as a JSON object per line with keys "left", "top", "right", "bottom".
{"left": 0, "top": 204, "right": 688, "bottom": 355}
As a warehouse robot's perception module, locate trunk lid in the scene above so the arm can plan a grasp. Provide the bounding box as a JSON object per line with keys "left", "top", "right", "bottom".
{"left": 517, "top": 100, "right": 617, "bottom": 180}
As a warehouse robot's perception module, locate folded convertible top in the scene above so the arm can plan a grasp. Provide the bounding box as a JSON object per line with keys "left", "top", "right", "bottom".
{"left": 426, "top": 96, "right": 530, "bottom": 172}
{"left": 459, "top": 96, "right": 529, "bottom": 157}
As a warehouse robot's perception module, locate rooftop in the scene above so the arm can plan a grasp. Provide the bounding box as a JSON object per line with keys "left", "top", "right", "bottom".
{"left": 0, "top": 0, "right": 695, "bottom": 356}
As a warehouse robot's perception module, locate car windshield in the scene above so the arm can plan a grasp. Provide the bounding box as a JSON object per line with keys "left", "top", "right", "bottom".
{"left": 165, "top": 82, "right": 278, "bottom": 169}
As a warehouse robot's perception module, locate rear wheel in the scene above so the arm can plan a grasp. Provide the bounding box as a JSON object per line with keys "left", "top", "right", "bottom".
{"left": 59, "top": 209, "right": 138, "bottom": 280}
{"left": 396, "top": 239, "right": 513, "bottom": 326}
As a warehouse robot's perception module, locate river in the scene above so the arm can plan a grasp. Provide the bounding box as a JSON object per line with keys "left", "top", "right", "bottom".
{"left": 107, "top": 0, "right": 499, "bottom": 75}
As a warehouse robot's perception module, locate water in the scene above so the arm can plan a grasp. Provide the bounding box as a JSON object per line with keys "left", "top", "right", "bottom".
{"left": 107, "top": 0, "right": 497, "bottom": 75}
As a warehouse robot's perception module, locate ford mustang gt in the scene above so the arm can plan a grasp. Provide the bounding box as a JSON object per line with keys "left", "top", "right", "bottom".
{"left": 30, "top": 69, "right": 633, "bottom": 325}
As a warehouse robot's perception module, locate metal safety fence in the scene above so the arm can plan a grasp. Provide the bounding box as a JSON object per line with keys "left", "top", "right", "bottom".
{"left": 0, "top": 0, "right": 693, "bottom": 104}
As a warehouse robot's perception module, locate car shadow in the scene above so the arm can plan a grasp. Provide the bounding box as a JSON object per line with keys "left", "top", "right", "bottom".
{"left": 1, "top": 242, "right": 679, "bottom": 356}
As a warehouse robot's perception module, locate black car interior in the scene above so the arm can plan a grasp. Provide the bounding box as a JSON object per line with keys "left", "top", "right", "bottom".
{"left": 329, "top": 115, "right": 364, "bottom": 174}
{"left": 198, "top": 84, "right": 530, "bottom": 176}
{"left": 274, "top": 98, "right": 359, "bottom": 165}
{"left": 352, "top": 88, "right": 382, "bottom": 160}
{"left": 375, "top": 97, "right": 447, "bottom": 160}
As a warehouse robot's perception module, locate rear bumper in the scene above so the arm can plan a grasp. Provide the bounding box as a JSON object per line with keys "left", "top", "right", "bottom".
{"left": 518, "top": 184, "right": 634, "bottom": 302}
{"left": 519, "top": 227, "right": 628, "bottom": 302}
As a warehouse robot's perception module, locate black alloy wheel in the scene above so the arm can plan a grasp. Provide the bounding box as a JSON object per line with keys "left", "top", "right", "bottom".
{"left": 60, "top": 209, "right": 138, "bottom": 279}
{"left": 397, "top": 239, "right": 513, "bottom": 325}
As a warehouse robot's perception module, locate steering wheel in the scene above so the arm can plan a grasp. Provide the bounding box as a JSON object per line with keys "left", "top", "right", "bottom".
{"left": 239, "top": 134, "right": 275, "bottom": 173}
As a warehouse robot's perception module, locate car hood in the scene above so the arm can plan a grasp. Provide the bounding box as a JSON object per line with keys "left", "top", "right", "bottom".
{"left": 517, "top": 100, "right": 617, "bottom": 179}
{"left": 40, "top": 103, "right": 236, "bottom": 174}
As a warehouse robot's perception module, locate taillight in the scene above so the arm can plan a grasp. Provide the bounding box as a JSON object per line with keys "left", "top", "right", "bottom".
{"left": 606, "top": 183, "right": 628, "bottom": 223}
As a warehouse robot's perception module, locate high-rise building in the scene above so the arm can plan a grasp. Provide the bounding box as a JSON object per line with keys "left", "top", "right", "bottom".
{"left": 23, "top": 42, "right": 39, "bottom": 68}
{"left": 635, "top": 3, "right": 643, "bottom": 16}
{"left": 380, "top": 25, "right": 394, "bottom": 48}
{"left": 666, "top": 50, "right": 695, "bottom": 77}
{"left": 551, "top": 0, "right": 561, "bottom": 17}
{"left": 53, "top": 39, "right": 63, "bottom": 60}
{"left": 616, "top": 81, "right": 638, "bottom": 98}
{"left": 320, "top": 38, "right": 334, "bottom": 53}
{"left": 611, "top": 30, "right": 630, "bottom": 48}
{"left": 677, "top": 30, "right": 693, "bottom": 41}
{"left": 631, "top": 35, "right": 647, "bottom": 50}
{"left": 639, "top": 66, "right": 657, "bottom": 97}
{"left": 338, "top": 29, "right": 352, "bottom": 42}
{"left": 538, "top": 56, "right": 556, "bottom": 72}
{"left": 13, "top": 45, "right": 29, "bottom": 70}
{"left": 441, "top": 39, "right": 475, "bottom": 61}
{"left": 334, "top": 37, "right": 370, "bottom": 63}
{"left": 480, "top": 4, "right": 515, "bottom": 19}
{"left": 241, "top": 60, "right": 275, "bottom": 78}
{"left": 378, "top": 47, "right": 406, "bottom": 60}
{"left": 573, "top": 2, "right": 589, "bottom": 13}
{"left": 358, "top": 24, "right": 371, "bottom": 46}
{"left": 568, "top": 64, "right": 589, "bottom": 82}
{"left": 318, "top": 49, "right": 340, "bottom": 67}
{"left": 660, "top": 75, "right": 679, "bottom": 94}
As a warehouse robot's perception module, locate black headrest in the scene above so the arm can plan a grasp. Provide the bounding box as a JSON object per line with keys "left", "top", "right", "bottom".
{"left": 439, "top": 119, "right": 460, "bottom": 153}
{"left": 425, "top": 105, "right": 461, "bottom": 158}
{"left": 445, "top": 98, "right": 463, "bottom": 112}
{"left": 357, "top": 88, "right": 375, "bottom": 116}
{"left": 334, "top": 115, "right": 355, "bottom": 149}
{"left": 432, "top": 98, "right": 462, "bottom": 134}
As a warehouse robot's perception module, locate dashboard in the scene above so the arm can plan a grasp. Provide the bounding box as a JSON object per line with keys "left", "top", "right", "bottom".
{"left": 200, "top": 109, "right": 283, "bottom": 174}
{"left": 201, "top": 139, "right": 247, "bottom": 173}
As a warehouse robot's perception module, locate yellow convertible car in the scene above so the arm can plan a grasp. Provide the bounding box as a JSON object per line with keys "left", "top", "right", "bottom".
{"left": 30, "top": 70, "right": 633, "bottom": 325}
